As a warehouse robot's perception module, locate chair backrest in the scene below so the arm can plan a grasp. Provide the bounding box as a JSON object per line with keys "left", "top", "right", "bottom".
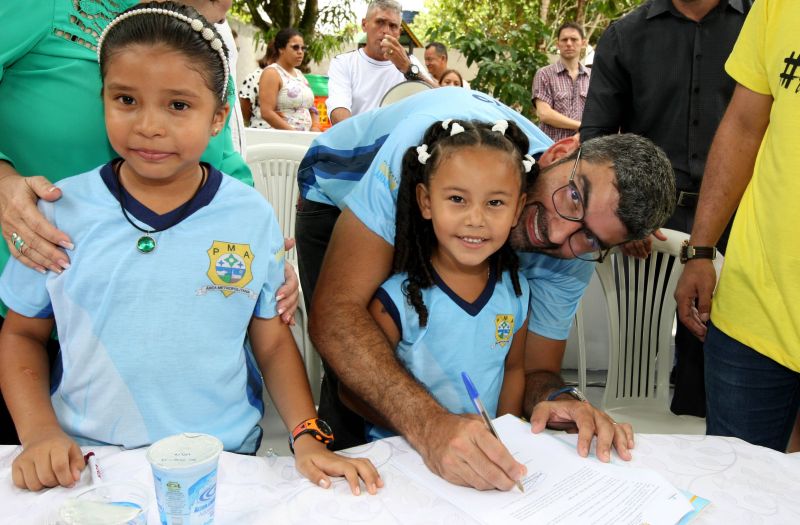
{"left": 594, "top": 229, "right": 723, "bottom": 411}
{"left": 379, "top": 80, "right": 433, "bottom": 107}
{"left": 244, "top": 128, "right": 320, "bottom": 150}
{"left": 245, "top": 143, "right": 309, "bottom": 267}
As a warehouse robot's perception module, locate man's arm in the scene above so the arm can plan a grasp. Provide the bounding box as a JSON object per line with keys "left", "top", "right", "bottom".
{"left": 579, "top": 25, "right": 627, "bottom": 142}
{"left": 534, "top": 99, "right": 581, "bottom": 131}
{"left": 326, "top": 56, "right": 352, "bottom": 125}
{"left": 524, "top": 331, "right": 634, "bottom": 462}
{"left": 310, "top": 210, "right": 525, "bottom": 490}
{"left": 675, "top": 84, "right": 772, "bottom": 339}
{"left": 330, "top": 107, "right": 352, "bottom": 125}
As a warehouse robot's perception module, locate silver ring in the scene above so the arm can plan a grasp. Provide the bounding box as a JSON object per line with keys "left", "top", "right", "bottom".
{"left": 10, "top": 232, "right": 24, "bottom": 253}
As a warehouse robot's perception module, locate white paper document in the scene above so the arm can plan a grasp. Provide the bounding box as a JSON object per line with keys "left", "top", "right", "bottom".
{"left": 392, "top": 414, "right": 693, "bottom": 525}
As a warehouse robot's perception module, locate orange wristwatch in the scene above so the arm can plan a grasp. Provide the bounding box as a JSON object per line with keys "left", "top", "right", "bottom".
{"left": 289, "top": 417, "right": 334, "bottom": 454}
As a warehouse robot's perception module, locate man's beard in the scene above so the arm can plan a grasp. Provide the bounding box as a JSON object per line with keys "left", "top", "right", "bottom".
{"left": 509, "top": 201, "right": 562, "bottom": 254}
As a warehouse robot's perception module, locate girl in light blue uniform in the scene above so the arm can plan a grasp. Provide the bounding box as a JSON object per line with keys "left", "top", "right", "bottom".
{"left": 360, "top": 119, "right": 532, "bottom": 440}
{"left": 0, "top": 1, "right": 380, "bottom": 494}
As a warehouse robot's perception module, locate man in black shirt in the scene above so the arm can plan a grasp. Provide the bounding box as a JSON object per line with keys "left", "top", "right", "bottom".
{"left": 580, "top": 0, "right": 751, "bottom": 417}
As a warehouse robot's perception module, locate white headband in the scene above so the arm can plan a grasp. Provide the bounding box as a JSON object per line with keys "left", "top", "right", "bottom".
{"left": 96, "top": 7, "right": 229, "bottom": 101}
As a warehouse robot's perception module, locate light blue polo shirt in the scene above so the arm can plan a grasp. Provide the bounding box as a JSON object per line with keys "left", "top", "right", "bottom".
{"left": 0, "top": 163, "right": 285, "bottom": 453}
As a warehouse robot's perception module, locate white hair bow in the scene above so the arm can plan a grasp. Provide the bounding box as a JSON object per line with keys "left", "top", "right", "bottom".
{"left": 416, "top": 144, "right": 431, "bottom": 165}
{"left": 441, "top": 119, "right": 465, "bottom": 136}
{"left": 449, "top": 122, "right": 465, "bottom": 136}
{"left": 492, "top": 120, "right": 509, "bottom": 135}
{"left": 522, "top": 154, "right": 535, "bottom": 173}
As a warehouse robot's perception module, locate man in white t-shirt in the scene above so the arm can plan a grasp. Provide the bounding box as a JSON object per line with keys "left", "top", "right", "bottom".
{"left": 326, "top": 0, "right": 433, "bottom": 125}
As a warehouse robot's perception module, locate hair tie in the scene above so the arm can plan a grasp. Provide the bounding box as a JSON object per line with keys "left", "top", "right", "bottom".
{"left": 522, "top": 154, "right": 535, "bottom": 173}
{"left": 441, "top": 119, "right": 453, "bottom": 130}
{"left": 416, "top": 144, "right": 431, "bottom": 165}
{"left": 449, "top": 122, "right": 465, "bottom": 136}
{"left": 492, "top": 120, "right": 509, "bottom": 135}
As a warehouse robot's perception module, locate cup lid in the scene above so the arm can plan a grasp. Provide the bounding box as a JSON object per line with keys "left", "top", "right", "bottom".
{"left": 146, "top": 433, "right": 223, "bottom": 469}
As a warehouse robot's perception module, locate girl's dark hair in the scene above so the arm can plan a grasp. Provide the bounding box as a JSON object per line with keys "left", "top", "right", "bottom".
{"left": 394, "top": 119, "right": 529, "bottom": 326}
{"left": 98, "top": 1, "right": 229, "bottom": 103}
{"left": 273, "top": 27, "right": 303, "bottom": 51}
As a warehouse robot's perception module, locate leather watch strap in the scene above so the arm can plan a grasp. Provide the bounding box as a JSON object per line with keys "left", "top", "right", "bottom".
{"left": 680, "top": 240, "right": 717, "bottom": 264}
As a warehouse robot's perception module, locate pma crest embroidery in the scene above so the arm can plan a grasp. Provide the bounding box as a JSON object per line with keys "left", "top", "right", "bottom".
{"left": 197, "top": 241, "right": 257, "bottom": 299}
{"left": 495, "top": 314, "right": 514, "bottom": 346}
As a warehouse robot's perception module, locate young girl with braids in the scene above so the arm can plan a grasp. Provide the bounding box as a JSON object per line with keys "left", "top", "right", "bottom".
{"left": 362, "top": 119, "right": 532, "bottom": 441}
{"left": 0, "top": 2, "right": 381, "bottom": 494}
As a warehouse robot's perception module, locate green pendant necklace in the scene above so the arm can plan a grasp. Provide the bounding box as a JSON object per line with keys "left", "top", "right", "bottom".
{"left": 115, "top": 161, "right": 207, "bottom": 253}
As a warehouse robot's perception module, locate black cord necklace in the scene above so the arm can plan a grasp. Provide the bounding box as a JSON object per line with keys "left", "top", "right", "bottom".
{"left": 115, "top": 160, "right": 207, "bottom": 254}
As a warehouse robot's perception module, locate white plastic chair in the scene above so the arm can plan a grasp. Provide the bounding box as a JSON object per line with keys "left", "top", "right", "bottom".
{"left": 574, "top": 301, "right": 587, "bottom": 392}
{"left": 245, "top": 143, "right": 322, "bottom": 405}
{"left": 594, "top": 229, "right": 722, "bottom": 434}
{"left": 244, "top": 128, "right": 320, "bottom": 149}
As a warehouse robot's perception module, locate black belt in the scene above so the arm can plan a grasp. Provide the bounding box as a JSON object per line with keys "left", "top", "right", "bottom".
{"left": 677, "top": 191, "right": 699, "bottom": 208}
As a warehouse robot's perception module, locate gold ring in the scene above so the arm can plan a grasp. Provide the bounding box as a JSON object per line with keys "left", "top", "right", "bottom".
{"left": 388, "top": 49, "right": 393, "bottom": 55}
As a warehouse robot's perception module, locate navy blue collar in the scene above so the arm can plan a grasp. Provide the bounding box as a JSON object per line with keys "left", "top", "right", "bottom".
{"left": 100, "top": 160, "right": 221, "bottom": 230}
{"left": 432, "top": 263, "right": 498, "bottom": 317}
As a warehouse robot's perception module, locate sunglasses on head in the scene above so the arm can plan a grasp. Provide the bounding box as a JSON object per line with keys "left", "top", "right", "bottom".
{"left": 289, "top": 44, "right": 307, "bottom": 52}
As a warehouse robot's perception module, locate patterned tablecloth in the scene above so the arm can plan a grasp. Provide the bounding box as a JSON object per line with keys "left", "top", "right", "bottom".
{"left": 2, "top": 433, "right": 799, "bottom": 524}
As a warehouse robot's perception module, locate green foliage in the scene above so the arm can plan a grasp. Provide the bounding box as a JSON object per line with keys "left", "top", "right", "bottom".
{"left": 419, "top": 2, "right": 548, "bottom": 116}
{"left": 230, "top": 0, "right": 358, "bottom": 67}
{"left": 413, "top": 0, "right": 645, "bottom": 117}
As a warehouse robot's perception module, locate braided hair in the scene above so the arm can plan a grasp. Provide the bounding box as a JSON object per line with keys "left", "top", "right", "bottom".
{"left": 393, "top": 119, "right": 529, "bottom": 326}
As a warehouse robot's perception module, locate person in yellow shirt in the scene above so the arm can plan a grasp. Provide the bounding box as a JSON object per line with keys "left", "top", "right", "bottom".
{"left": 675, "top": 0, "right": 800, "bottom": 451}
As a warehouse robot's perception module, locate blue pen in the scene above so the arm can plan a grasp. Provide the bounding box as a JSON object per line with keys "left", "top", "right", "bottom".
{"left": 461, "top": 371, "right": 525, "bottom": 493}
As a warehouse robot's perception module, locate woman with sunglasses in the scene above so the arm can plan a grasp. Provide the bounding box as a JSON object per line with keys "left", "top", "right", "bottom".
{"left": 252, "top": 28, "right": 320, "bottom": 131}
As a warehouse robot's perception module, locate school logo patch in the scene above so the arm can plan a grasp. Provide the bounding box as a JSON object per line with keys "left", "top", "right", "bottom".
{"left": 197, "top": 241, "right": 257, "bottom": 299}
{"left": 377, "top": 161, "right": 398, "bottom": 192}
{"left": 495, "top": 314, "right": 515, "bottom": 347}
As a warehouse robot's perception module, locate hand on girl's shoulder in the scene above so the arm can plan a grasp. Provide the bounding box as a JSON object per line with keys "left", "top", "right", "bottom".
{"left": 292, "top": 438, "right": 383, "bottom": 495}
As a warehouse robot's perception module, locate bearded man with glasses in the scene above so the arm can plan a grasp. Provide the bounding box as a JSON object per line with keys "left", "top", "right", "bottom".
{"left": 295, "top": 87, "right": 675, "bottom": 491}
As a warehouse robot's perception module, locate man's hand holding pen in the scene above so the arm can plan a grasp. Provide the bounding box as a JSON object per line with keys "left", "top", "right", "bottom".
{"left": 412, "top": 412, "right": 527, "bottom": 492}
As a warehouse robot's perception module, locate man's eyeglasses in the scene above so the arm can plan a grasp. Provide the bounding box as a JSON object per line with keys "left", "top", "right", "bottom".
{"left": 289, "top": 44, "right": 308, "bottom": 52}
{"left": 551, "top": 148, "right": 612, "bottom": 263}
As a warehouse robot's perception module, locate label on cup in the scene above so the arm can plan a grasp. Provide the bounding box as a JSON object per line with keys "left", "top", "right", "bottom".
{"left": 147, "top": 433, "right": 223, "bottom": 525}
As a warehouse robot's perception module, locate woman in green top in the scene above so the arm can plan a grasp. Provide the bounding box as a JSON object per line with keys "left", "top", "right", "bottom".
{"left": 0, "top": 0, "right": 244, "bottom": 275}
{"left": 0, "top": 0, "right": 299, "bottom": 445}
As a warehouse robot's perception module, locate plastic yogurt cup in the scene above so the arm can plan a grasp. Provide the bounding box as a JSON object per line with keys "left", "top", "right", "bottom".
{"left": 146, "top": 433, "right": 223, "bottom": 525}
{"left": 58, "top": 481, "right": 149, "bottom": 525}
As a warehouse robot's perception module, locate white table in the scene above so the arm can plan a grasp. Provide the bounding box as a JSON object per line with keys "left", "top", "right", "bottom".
{"left": 2, "top": 433, "right": 799, "bottom": 524}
